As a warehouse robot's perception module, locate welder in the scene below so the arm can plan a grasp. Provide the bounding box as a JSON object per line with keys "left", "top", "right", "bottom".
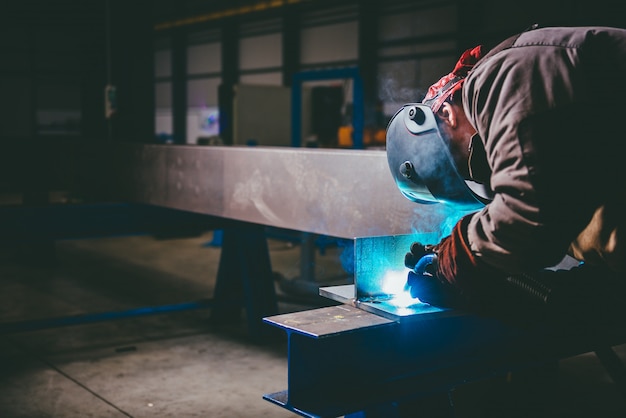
{"left": 386, "top": 25, "right": 626, "bottom": 325}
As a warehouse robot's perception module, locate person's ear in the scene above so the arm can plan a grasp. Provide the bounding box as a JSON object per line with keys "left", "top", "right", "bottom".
{"left": 437, "top": 102, "right": 458, "bottom": 128}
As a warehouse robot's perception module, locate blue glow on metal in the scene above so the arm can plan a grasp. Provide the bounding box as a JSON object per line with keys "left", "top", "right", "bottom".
{"left": 355, "top": 234, "right": 421, "bottom": 301}
{"left": 352, "top": 235, "right": 452, "bottom": 319}
{"left": 408, "top": 203, "right": 475, "bottom": 244}
{"left": 354, "top": 234, "right": 437, "bottom": 304}
{"left": 379, "top": 268, "right": 413, "bottom": 299}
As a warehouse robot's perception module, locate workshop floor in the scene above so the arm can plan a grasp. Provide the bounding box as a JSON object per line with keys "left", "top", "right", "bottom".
{"left": 1, "top": 230, "right": 626, "bottom": 418}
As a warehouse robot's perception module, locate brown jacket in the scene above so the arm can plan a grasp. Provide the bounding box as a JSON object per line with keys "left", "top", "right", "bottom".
{"left": 462, "top": 26, "right": 626, "bottom": 273}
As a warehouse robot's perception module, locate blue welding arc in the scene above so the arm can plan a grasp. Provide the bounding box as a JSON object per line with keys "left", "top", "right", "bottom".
{"left": 0, "top": 300, "right": 213, "bottom": 334}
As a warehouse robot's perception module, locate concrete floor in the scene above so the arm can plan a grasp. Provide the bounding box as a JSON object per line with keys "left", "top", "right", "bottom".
{"left": 1, "top": 229, "right": 626, "bottom": 417}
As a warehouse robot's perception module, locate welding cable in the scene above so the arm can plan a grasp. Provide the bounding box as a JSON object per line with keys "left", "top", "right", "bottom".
{"left": 504, "top": 272, "right": 554, "bottom": 306}
{"left": 501, "top": 267, "right": 626, "bottom": 336}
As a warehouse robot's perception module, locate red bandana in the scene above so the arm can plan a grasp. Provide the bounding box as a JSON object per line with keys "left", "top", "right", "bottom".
{"left": 422, "top": 45, "right": 484, "bottom": 112}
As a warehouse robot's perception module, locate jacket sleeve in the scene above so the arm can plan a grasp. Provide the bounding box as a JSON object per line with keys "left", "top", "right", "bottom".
{"left": 461, "top": 27, "right": 626, "bottom": 273}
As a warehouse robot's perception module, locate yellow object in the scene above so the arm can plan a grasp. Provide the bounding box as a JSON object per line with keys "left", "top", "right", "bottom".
{"left": 338, "top": 126, "right": 353, "bottom": 147}
{"left": 337, "top": 126, "right": 386, "bottom": 148}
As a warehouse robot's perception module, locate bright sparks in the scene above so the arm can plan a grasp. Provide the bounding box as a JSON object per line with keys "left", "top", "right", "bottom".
{"left": 379, "top": 268, "right": 423, "bottom": 308}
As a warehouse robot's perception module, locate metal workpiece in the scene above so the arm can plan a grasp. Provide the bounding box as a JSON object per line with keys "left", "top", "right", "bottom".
{"left": 82, "top": 142, "right": 460, "bottom": 239}
{"left": 319, "top": 235, "right": 452, "bottom": 322}
{"left": 262, "top": 304, "right": 548, "bottom": 417}
{"left": 263, "top": 304, "right": 393, "bottom": 339}
{"left": 264, "top": 303, "right": 626, "bottom": 417}
{"left": 320, "top": 284, "right": 449, "bottom": 322}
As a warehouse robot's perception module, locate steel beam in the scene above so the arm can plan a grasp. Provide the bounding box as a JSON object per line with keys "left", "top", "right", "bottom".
{"left": 263, "top": 305, "right": 626, "bottom": 417}
{"left": 76, "top": 142, "right": 456, "bottom": 239}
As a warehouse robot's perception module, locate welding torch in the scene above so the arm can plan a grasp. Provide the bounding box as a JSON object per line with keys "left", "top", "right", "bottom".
{"left": 405, "top": 249, "right": 469, "bottom": 309}
{"left": 405, "top": 248, "right": 594, "bottom": 322}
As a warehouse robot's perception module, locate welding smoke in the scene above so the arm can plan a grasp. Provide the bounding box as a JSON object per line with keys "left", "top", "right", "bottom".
{"left": 409, "top": 203, "right": 475, "bottom": 245}
{"left": 378, "top": 63, "right": 426, "bottom": 121}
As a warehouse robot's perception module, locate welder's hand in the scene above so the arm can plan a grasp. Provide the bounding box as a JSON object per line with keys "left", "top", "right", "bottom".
{"left": 404, "top": 242, "right": 467, "bottom": 308}
{"left": 404, "top": 242, "right": 436, "bottom": 271}
{"left": 404, "top": 216, "right": 506, "bottom": 311}
{"left": 406, "top": 253, "right": 466, "bottom": 309}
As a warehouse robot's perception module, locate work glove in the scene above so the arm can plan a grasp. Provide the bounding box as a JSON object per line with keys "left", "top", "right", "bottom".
{"left": 404, "top": 215, "right": 505, "bottom": 311}
{"left": 403, "top": 241, "right": 436, "bottom": 272}
{"left": 405, "top": 240, "right": 551, "bottom": 324}
{"left": 403, "top": 241, "right": 469, "bottom": 309}
{"left": 406, "top": 217, "right": 626, "bottom": 329}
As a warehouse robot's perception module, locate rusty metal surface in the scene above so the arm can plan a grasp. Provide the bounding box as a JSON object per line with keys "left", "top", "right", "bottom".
{"left": 320, "top": 284, "right": 450, "bottom": 322}
{"left": 262, "top": 304, "right": 393, "bottom": 338}
{"left": 318, "top": 234, "right": 452, "bottom": 322}
{"left": 80, "top": 142, "right": 457, "bottom": 239}
{"left": 354, "top": 234, "right": 423, "bottom": 300}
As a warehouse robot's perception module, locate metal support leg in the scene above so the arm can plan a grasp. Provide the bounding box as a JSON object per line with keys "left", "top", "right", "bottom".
{"left": 211, "top": 222, "right": 278, "bottom": 339}
{"left": 300, "top": 232, "right": 316, "bottom": 282}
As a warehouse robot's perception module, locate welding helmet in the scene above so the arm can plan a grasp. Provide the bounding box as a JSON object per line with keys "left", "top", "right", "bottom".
{"left": 386, "top": 103, "right": 491, "bottom": 210}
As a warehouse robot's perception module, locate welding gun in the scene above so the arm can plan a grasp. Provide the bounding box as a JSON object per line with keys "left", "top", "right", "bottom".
{"left": 405, "top": 246, "right": 468, "bottom": 309}
{"left": 405, "top": 255, "right": 561, "bottom": 325}
{"left": 406, "top": 249, "right": 564, "bottom": 308}
{"left": 406, "top": 252, "right": 438, "bottom": 298}
{"left": 405, "top": 240, "right": 607, "bottom": 315}
{"left": 406, "top": 248, "right": 624, "bottom": 329}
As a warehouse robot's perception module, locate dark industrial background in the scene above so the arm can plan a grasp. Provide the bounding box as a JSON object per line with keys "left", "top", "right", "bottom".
{"left": 1, "top": 0, "right": 624, "bottom": 196}
{"left": 1, "top": 1, "right": 626, "bottom": 417}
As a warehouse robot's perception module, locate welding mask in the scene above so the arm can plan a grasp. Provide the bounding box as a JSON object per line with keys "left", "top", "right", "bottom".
{"left": 386, "top": 103, "right": 491, "bottom": 210}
